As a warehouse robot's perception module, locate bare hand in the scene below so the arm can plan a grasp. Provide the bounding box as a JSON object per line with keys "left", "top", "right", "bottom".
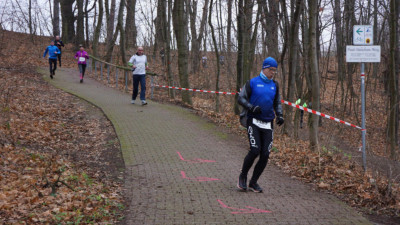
{"left": 132, "top": 65, "right": 137, "bottom": 69}
{"left": 146, "top": 66, "right": 149, "bottom": 70}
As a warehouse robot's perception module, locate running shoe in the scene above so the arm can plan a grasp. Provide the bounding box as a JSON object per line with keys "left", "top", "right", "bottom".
{"left": 80, "top": 79, "right": 83, "bottom": 83}
{"left": 237, "top": 174, "right": 247, "bottom": 191}
{"left": 141, "top": 100, "right": 147, "bottom": 105}
{"left": 50, "top": 74, "right": 53, "bottom": 79}
{"left": 249, "top": 182, "right": 263, "bottom": 193}
{"left": 131, "top": 100, "right": 135, "bottom": 104}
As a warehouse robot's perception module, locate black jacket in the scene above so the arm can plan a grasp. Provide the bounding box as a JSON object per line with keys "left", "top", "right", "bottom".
{"left": 54, "top": 40, "right": 64, "bottom": 50}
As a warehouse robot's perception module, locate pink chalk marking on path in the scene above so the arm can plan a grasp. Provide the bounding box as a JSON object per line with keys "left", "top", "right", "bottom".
{"left": 180, "top": 171, "right": 220, "bottom": 182}
{"left": 177, "top": 151, "right": 216, "bottom": 163}
{"left": 217, "top": 199, "right": 272, "bottom": 214}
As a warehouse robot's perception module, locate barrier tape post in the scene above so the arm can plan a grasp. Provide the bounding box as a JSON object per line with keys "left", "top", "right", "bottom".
{"left": 94, "top": 61, "right": 97, "bottom": 77}
{"left": 151, "top": 76, "right": 154, "bottom": 100}
{"left": 100, "top": 62, "right": 103, "bottom": 80}
{"left": 116, "top": 68, "right": 118, "bottom": 88}
{"left": 107, "top": 64, "right": 110, "bottom": 84}
{"left": 88, "top": 58, "right": 91, "bottom": 73}
{"left": 361, "top": 63, "right": 366, "bottom": 171}
{"left": 125, "top": 71, "right": 128, "bottom": 92}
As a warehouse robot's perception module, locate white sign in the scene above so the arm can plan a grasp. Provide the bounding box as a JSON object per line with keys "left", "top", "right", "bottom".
{"left": 346, "top": 45, "right": 381, "bottom": 63}
{"left": 353, "top": 25, "right": 373, "bottom": 45}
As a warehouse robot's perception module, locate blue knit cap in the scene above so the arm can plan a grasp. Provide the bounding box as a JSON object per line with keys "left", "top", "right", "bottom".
{"left": 262, "top": 57, "right": 278, "bottom": 69}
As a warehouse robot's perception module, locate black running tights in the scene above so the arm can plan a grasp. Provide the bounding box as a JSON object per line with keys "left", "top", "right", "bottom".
{"left": 49, "top": 58, "right": 57, "bottom": 74}
{"left": 240, "top": 119, "right": 273, "bottom": 184}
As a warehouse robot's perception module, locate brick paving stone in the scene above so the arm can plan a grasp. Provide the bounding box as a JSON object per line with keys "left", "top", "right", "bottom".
{"left": 41, "top": 67, "right": 372, "bottom": 225}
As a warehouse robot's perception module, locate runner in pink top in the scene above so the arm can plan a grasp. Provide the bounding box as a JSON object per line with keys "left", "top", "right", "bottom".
{"left": 74, "top": 45, "right": 89, "bottom": 83}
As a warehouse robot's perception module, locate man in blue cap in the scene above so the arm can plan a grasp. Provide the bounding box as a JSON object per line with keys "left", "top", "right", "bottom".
{"left": 237, "top": 57, "right": 284, "bottom": 193}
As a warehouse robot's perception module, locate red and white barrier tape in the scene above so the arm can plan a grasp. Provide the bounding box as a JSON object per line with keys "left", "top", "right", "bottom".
{"left": 281, "top": 100, "right": 364, "bottom": 130}
{"left": 152, "top": 83, "right": 364, "bottom": 130}
{"left": 151, "top": 84, "right": 237, "bottom": 95}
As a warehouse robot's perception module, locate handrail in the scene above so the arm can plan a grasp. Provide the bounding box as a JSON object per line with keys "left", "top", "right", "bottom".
{"left": 89, "top": 55, "right": 158, "bottom": 76}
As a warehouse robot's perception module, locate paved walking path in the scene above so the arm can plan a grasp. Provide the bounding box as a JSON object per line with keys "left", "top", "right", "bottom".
{"left": 40, "top": 67, "right": 371, "bottom": 224}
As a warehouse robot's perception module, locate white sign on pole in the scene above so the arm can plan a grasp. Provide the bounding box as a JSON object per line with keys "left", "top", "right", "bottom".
{"left": 346, "top": 45, "right": 381, "bottom": 62}
{"left": 353, "top": 25, "right": 373, "bottom": 45}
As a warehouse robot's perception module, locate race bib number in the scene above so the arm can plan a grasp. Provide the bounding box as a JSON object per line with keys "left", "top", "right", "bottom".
{"left": 79, "top": 57, "right": 86, "bottom": 62}
{"left": 253, "top": 118, "right": 271, "bottom": 130}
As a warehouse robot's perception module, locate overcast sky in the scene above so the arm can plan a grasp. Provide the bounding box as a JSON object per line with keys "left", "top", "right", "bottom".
{"left": 1, "top": 0, "right": 338, "bottom": 53}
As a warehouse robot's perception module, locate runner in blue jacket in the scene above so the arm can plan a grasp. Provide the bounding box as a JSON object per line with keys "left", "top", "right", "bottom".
{"left": 237, "top": 57, "right": 284, "bottom": 193}
{"left": 43, "top": 41, "right": 60, "bottom": 79}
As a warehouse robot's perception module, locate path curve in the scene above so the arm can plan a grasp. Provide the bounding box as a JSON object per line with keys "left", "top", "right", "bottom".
{"left": 39, "top": 67, "right": 371, "bottom": 225}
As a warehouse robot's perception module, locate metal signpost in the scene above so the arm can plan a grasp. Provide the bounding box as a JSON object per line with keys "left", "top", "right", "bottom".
{"left": 346, "top": 25, "right": 380, "bottom": 171}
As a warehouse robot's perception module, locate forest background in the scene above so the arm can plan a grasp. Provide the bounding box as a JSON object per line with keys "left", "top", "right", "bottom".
{"left": 0, "top": 0, "right": 400, "bottom": 223}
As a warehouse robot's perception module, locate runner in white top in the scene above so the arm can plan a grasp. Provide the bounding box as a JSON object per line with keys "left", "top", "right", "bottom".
{"left": 128, "top": 47, "right": 149, "bottom": 105}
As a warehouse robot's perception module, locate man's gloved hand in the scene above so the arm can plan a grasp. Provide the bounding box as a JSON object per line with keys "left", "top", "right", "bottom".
{"left": 250, "top": 105, "right": 262, "bottom": 114}
{"left": 276, "top": 116, "right": 284, "bottom": 126}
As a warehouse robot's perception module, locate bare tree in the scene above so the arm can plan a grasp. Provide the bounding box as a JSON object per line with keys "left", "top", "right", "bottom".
{"left": 284, "top": 0, "right": 303, "bottom": 134}
{"left": 234, "top": 0, "right": 260, "bottom": 114}
{"left": 308, "top": 0, "right": 320, "bottom": 151}
{"left": 84, "top": 0, "right": 90, "bottom": 46}
{"left": 173, "top": 0, "right": 192, "bottom": 105}
{"left": 258, "top": 0, "right": 279, "bottom": 59}
{"left": 209, "top": 0, "right": 220, "bottom": 112}
{"left": 53, "top": 0, "right": 60, "bottom": 36}
{"left": 60, "top": 0, "right": 75, "bottom": 43}
{"left": 116, "top": 0, "right": 127, "bottom": 65}
{"left": 28, "top": 0, "right": 32, "bottom": 36}
{"left": 125, "top": 0, "right": 137, "bottom": 49}
{"left": 166, "top": 0, "right": 175, "bottom": 98}
{"left": 154, "top": 0, "right": 167, "bottom": 54}
{"left": 76, "top": 0, "right": 85, "bottom": 46}
{"left": 93, "top": 0, "right": 104, "bottom": 58}
{"left": 388, "top": 0, "right": 398, "bottom": 158}
{"left": 227, "top": 0, "right": 233, "bottom": 53}
{"left": 104, "top": 0, "right": 116, "bottom": 61}
{"left": 189, "top": 0, "right": 209, "bottom": 73}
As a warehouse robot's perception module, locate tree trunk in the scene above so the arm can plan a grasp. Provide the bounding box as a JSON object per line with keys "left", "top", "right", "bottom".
{"left": 53, "top": 0, "right": 60, "bottom": 37}
{"left": 173, "top": 0, "right": 192, "bottom": 105}
{"left": 284, "top": 0, "right": 303, "bottom": 135}
{"left": 259, "top": 0, "right": 279, "bottom": 59}
{"left": 28, "top": 0, "right": 32, "bottom": 36}
{"left": 93, "top": 0, "right": 104, "bottom": 58}
{"left": 76, "top": 0, "right": 85, "bottom": 46}
{"left": 155, "top": 0, "right": 167, "bottom": 52}
{"left": 248, "top": 4, "right": 261, "bottom": 76}
{"left": 125, "top": 0, "right": 137, "bottom": 49}
{"left": 267, "top": 0, "right": 279, "bottom": 59}
{"left": 104, "top": 0, "right": 116, "bottom": 61}
{"left": 333, "top": 0, "right": 345, "bottom": 82}
{"left": 227, "top": 0, "right": 233, "bottom": 53}
{"left": 388, "top": 0, "right": 398, "bottom": 158}
{"left": 84, "top": 0, "right": 90, "bottom": 46}
{"left": 189, "top": 0, "right": 209, "bottom": 73}
{"left": 242, "top": 0, "right": 254, "bottom": 82}
{"left": 117, "top": 0, "right": 127, "bottom": 65}
{"left": 372, "top": 0, "right": 379, "bottom": 78}
{"left": 308, "top": 0, "right": 320, "bottom": 151}
{"left": 166, "top": 0, "right": 175, "bottom": 98}
{"left": 234, "top": 0, "right": 245, "bottom": 115}
{"left": 60, "top": 0, "right": 75, "bottom": 43}
{"left": 217, "top": 0, "right": 225, "bottom": 52}
{"left": 209, "top": 0, "right": 220, "bottom": 112}
{"left": 280, "top": 0, "right": 290, "bottom": 100}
